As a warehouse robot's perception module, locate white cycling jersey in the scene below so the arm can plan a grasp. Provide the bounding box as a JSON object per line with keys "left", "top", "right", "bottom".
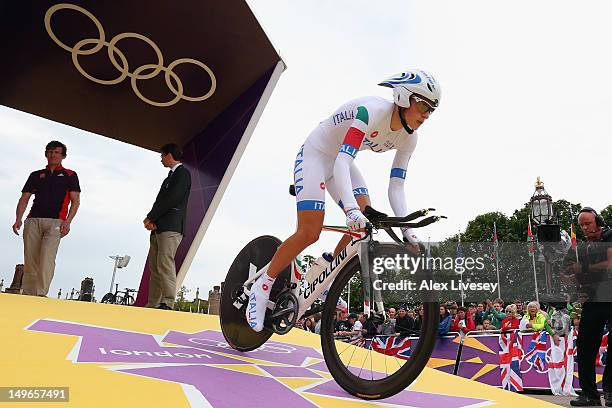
{"left": 294, "top": 96, "right": 417, "bottom": 218}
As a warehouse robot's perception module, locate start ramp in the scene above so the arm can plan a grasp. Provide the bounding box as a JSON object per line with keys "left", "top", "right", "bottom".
{"left": 0, "top": 293, "right": 558, "bottom": 407}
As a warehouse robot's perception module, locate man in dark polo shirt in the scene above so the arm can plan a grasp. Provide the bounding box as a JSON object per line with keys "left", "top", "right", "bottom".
{"left": 12, "top": 141, "right": 81, "bottom": 297}
{"left": 143, "top": 143, "right": 191, "bottom": 310}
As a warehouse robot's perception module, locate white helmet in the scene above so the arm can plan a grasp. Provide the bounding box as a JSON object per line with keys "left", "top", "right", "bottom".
{"left": 378, "top": 69, "right": 441, "bottom": 109}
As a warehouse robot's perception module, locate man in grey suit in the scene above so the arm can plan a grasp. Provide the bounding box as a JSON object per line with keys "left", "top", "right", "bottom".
{"left": 144, "top": 143, "right": 191, "bottom": 310}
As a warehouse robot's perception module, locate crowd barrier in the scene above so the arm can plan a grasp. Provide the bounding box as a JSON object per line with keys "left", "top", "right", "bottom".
{"left": 363, "top": 329, "right": 608, "bottom": 391}
{"left": 437, "top": 329, "right": 608, "bottom": 391}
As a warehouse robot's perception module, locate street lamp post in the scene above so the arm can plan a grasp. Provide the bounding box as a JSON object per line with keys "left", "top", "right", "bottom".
{"left": 108, "top": 255, "right": 131, "bottom": 293}
{"left": 529, "top": 177, "right": 561, "bottom": 299}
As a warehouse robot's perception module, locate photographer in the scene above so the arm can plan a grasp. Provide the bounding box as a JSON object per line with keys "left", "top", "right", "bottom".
{"left": 567, "top": 208, "right": 612, "bottom": 407}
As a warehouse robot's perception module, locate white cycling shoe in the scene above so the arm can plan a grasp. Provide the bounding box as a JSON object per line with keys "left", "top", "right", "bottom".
{"left": 246, "top": 273, "right": 275, "bottom": 332}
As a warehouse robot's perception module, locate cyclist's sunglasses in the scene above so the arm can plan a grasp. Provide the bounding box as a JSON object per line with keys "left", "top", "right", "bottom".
{"left": 411, "top": 95, "right": 436, "bottom": 114}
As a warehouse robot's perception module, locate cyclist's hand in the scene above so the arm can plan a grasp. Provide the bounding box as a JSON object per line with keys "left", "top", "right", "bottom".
{"left": 402, "top": 227, "right": 422, "bottom": 255}
{"left": 345, "top": 208, "right": 368, "bottom": 232}
{"left": 401, "top": 228, "right": 421, "bottom": 245}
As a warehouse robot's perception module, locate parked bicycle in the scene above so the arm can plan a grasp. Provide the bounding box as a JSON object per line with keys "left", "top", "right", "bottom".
{"left": 101, "top": 287, "right": 137, "bottom": 306}
{"left": 220, "top": 203, "right": 445, "bottom": 399}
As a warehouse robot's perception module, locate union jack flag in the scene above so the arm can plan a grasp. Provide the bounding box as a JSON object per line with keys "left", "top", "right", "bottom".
{"left": 596, "top": 332, "right": 608, "bottom": 367}
{"left": 371, "top": 336, "right": 412, "bottom": 360}
{"left": 499, "top": 331, "right": 523, "bottom": 391}
{"left": 524, "top": 331, "right": 548, "bottom": 372}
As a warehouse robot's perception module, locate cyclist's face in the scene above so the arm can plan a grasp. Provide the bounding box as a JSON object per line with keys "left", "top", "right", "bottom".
{"left": 402, "top": 96, "right": 434, "bottom": 130}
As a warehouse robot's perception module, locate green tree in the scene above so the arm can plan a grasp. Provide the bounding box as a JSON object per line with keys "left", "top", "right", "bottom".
{"left": 600, "top": 205, "right": 612, "bottom": 226}
{"left": 174, "top": 286, "right": 191, "bottom": 312}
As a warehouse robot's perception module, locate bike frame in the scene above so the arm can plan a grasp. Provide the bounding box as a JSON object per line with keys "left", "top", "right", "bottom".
{"left": 242, "top": 226, "right": 380, "bottom": 320}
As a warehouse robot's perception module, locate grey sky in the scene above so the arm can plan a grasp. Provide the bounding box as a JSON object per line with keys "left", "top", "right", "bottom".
{"left": 1, "top": 1, "right": 609, "bottom": 300}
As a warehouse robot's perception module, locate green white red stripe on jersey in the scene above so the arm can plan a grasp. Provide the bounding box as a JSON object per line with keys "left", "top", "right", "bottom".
{"left": 339, "top": 106, "right": 369, "bottom": 158}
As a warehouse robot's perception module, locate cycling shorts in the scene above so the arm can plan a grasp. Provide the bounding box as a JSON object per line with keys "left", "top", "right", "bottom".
{"left": 293, "top": 141, "right": 368, "bottom": 212}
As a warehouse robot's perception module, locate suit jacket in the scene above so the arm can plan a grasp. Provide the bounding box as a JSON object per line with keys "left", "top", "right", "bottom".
{"left": 147, "top": 164, "right": 191, "bottom": 235}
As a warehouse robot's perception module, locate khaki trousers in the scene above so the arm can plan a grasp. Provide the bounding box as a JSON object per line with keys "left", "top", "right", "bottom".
{"left": 146, "top": 231, "right": 182, "bottom": 308}
{"left": 22, "top": 217, "right": 63, "bottom": 296}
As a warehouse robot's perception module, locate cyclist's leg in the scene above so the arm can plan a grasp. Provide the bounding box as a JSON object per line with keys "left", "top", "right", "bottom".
{"left": 267, "top": 211, "right": 324, "bottom": 279}
{"left": 320, "top": 164, "right": 369, "bottom": 307}
{"left": 247, "top": 142, "right": 331, "bottom": 332}
{"left": 327, "top": 163, "right": 370, "bottom": 257}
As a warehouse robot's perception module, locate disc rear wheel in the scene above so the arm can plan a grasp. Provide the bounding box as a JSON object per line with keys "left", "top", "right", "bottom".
{"left": 220, "top": 235, "right": 290, "bottom": 351}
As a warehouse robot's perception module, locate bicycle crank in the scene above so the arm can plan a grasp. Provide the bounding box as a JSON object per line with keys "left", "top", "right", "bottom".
{"left": 266, "top": 291, "right": 298, "bottom": 335}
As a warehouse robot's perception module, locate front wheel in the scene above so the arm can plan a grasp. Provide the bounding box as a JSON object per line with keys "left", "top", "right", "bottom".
{"left": 101, "top": 293, "right": 115, "bottom": 304}
{"left": 320, "top": 257, "right": 439, "bottom": 400}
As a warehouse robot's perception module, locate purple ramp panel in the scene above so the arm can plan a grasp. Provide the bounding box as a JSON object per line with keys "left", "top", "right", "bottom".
{"left": 163, "top": 329, "right": 323, "bottom": 367}
{"left": 28, "top": 320, "right": 238, "bottom": 365}
{"left": 120, "top": 364, "right": 318, "bottom": 408}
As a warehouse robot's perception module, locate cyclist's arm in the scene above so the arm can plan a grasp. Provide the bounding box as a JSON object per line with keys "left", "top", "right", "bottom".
{"left": 388, "top": 149, "right": 412, "bottom": 217}
{"left": 332, "top": 106, "right": 369, "bottom": 212}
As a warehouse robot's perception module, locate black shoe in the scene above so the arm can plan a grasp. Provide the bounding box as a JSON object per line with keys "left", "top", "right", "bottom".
{"left": 157, "top": 303, "right": 172, "bottom": 310}
{"left": 570, "top": 395, "right": 602, "bottom": 406}
{"left": 604, "top": 392, "right": 612, "bottom": 407}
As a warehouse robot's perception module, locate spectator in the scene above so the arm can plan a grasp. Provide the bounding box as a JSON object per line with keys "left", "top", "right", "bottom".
{"left": 380, "top": 308, "right": 397, "bottom": 335}
{"left": 407, "top": 309, "right": 416, "bottom": 320}
{"left": 451, "top": 306, "right": 475, "bottom": 334}
{"left": 363, "top": 313, "right": 380, "bottom": 338}
{"left": 514, "top": 299, "right": 525, "bottom": 316}
{"left": 144, "top": 143, "right": 192, "bottom": 310}
{"left": 12, "top": 141, "right": 80, "bottom": 297}
{"left": 501, "top": 304, "right": 520, "bottom": 331}
{"left": 334, "top": 309, "right": 351, "bottom": 333}
{"left": 395, "top": 307, "right": 415, "bottom": 336}
{"left": 439, "top": 305, "right": 451, "bottom": 336}
{"left": 468, "top": 303, "right": 477, "bottom": 321}
{"left": 520, "top": 301, "right": 554, "bottom": 336}
{"left": 482, "top": 318, "right": 498, "bottom": 331}
{"left": 474, "top": 303, "right": 485, "bottom": 326}
{"left": 447, "top": 302, "right": 458, "bottom": 319}
{"left": 350, "top": 314, "right": 366, "bottom": 342}
{"left": 484, "top": 298, "right": 506, "bottom": 329}
{"left": 304, "top": 317, "right": 315, "bottom": 333}
{"left": 413, "top": 304, "right": 424, "bottom": 332}
{"left": 571, "top": 313, "right": 580, "bottom": 329}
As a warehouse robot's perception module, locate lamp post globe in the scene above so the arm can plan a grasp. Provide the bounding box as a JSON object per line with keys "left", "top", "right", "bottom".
{"left": 530, "top": 177, "right": 555, "bottom": 226}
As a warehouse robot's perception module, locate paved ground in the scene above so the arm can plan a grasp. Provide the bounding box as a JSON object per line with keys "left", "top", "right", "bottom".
{"left": 527, "top": 393, "right": 606, "bottom": 407}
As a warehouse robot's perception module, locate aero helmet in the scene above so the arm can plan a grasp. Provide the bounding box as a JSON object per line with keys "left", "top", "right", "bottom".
{"left": 378, "top": 69, "right": 441, "bottom": 109}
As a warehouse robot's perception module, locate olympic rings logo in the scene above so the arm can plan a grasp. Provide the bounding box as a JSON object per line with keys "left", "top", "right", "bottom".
{"left": 44, "top": 3, "right": 217, "bottom": 107}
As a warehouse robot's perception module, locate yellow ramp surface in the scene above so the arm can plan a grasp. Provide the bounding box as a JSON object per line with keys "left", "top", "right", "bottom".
{"left": 0, "top": 294, "right": 557, "bottom": 407}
